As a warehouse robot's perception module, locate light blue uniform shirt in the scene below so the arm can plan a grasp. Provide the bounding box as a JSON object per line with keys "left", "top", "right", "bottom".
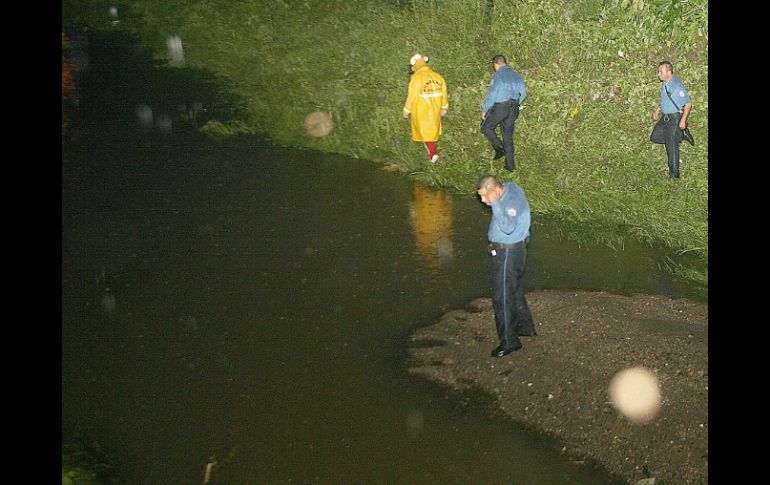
{"left": 488, "top": 182, "right": 531, "bottom": 244}
{"left": 482, "top": 66, "right": 527, "bottom": 115}
{"left": 659, "top": 75, "right": 691, "bottom": 114}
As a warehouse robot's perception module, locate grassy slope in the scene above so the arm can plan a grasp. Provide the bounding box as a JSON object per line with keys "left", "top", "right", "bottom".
{"left": 66, "top": 0, "right": 708, "bottom": 282}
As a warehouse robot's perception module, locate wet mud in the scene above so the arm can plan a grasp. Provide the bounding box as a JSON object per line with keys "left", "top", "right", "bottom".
{"left": 406, "top": 290, "right": 708, "bottom": 485}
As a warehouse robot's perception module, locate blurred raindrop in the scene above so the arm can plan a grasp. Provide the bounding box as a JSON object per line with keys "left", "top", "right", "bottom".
{"left": 436, "top": 236, "right": 454, "bottom": 267}
{"left": 303, "top": 111, "right": 334, "bottom": 137}
{"left": 177, "top": 101, "right": 206, "bottom": 127}
{"left": 101, "top": 293, "right": 116, "bottom": 315}
{"left": 183, "top": 316, "right": 199, "bottom": 333}
{"left": 608, "top": 366, "right": 661, "bottom": 425}
{"left": 135, "top": 104, "right": 154, "bottom": 129}
{"left": 108, "top": 6, "right": 120, "bottom": 25}
{"left": 166, "top": 35, "right": 185, "bottom": 66}
{"left": 406, "top": 409, "right": 424, "bottom": 439}
{"left": 156, "top": 114, "right": 173, "bottom": 135}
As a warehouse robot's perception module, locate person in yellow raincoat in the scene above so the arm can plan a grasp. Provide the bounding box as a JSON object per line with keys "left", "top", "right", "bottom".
{"left": 402, "top": 54, "right": 448, "bottom": 163}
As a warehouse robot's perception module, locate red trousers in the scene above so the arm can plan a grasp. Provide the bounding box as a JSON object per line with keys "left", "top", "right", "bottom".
{"left": 423, "top": 142, "right": 437, "bottom": 159}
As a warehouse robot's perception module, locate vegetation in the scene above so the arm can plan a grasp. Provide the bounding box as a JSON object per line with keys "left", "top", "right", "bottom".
{"left": 62, "top": 434, "right": 120, "bottom": 485}
{"left": 63, "top": 0, "right": 707, "bottom": 285}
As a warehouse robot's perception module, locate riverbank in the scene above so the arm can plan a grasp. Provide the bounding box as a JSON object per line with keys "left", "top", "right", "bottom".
{"left": 406, "top": 290, "right": 707, "bottom": 485}
{"left": 63, "top": 0, "right": 708, "bottom": 282}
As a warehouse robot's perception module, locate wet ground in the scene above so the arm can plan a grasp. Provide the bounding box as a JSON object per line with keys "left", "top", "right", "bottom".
{"left": 407, "top": 290, "right": 708, "bottom": 485}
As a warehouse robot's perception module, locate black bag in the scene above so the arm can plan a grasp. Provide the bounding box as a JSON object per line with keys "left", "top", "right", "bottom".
{"left": 664, "top": 85, "right": 695, "bottom": 146}
{"left": 681, "top": 127, "right": 695, "bottom": 146}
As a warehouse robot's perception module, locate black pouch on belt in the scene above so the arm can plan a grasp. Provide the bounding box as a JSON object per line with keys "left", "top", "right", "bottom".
{"left": 681, "top": 127, "right": 695, "bottom": 146}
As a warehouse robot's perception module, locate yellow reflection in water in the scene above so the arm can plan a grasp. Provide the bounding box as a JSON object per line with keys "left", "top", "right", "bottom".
{"left": 409, "top": 184, "right": 455, "bottom": 270}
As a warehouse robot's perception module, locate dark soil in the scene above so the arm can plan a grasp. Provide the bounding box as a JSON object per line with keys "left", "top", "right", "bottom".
{"left": 406, "top": 290, "right": 708, "bottom": 485}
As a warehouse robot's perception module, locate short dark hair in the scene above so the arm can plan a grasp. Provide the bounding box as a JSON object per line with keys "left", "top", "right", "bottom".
{"left": 476, "top": 174, "right": 502, "bottom": 190}
{"left": 658, "top": 60, "right": 673, "bottom": 73}
{"left": 492, "top": 55, "right": 507, "bottom": 65}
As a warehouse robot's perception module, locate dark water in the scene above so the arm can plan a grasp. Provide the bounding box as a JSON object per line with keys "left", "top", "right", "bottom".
{"left": 62, "top": 133, "right": 703, "bottom": 485}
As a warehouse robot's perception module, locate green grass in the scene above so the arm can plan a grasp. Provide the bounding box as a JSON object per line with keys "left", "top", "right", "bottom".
{"left": 62, "top": 433, "right": 120, "bottom": 485}
{"left": 63, "top": 0, "right": 708, "bottom": 286}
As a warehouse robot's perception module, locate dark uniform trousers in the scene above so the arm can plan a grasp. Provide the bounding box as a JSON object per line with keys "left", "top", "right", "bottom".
{"left": 650, "top": 112, "right": 683, "bottom": 178}
{"left": 481, "top": 99, "right": 519, "bottom": 171}
{"left": 489, "top": 243, "right": 535, "bottom": 349}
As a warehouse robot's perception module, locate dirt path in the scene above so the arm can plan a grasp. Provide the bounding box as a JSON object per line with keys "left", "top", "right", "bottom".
{"left": 406, "top": 290, "right": 708, "bottom": 485}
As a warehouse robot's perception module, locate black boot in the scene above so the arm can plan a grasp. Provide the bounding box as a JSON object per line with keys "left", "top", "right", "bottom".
{"left": 490, "top": 341, "right": 522, "bottom": 357}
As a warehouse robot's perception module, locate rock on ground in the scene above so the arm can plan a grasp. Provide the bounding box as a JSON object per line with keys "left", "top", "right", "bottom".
{"left": 406, "top": 290, "right": 708, "bottom": 485}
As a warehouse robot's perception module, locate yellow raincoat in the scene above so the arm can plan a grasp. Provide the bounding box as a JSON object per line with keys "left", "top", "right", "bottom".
{"left": 403, "top": 66, "right": 448, "bottom": 142}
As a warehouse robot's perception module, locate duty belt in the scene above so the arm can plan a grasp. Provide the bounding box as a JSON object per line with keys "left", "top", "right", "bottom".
{"left": 494, "top": 99, "right": 519, "bottom": 107}
{"left": 663, "top": 111, "right": 681, "bottom": 122}
{"left": 488, "top": 238, "right": 529, "bottom": 250}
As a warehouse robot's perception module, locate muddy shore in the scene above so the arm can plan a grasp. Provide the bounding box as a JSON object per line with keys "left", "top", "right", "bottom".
{"left": 406, "top": 290, "right": 708, "bottom": 485}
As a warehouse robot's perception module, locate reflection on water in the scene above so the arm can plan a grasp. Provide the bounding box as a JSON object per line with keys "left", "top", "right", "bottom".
{"left": 409, "top": 184, "right": 455, "bottom": 271}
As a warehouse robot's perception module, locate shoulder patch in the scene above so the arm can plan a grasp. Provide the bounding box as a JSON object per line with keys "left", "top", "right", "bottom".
{"left": 507, "top": 208, "right": 517, "bottom": 217}
{"left": 679, "top": 90, "right": 685, "bottom": 97}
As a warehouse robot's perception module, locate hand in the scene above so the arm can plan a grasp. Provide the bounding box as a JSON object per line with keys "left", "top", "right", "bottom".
{"left": 440, "top": 109, "right": 447, "bottom": 117}
{"left": 403, "top": 112, "right": 409, "bottom": 119}
{"left": 679, "top": 119, "right": 687, "bottom": 130}
{"left": 481, "top": 112, "right": 486, "bottom": 120}
{"left": 653, "top": 107, "right": 660, "bottom": 121}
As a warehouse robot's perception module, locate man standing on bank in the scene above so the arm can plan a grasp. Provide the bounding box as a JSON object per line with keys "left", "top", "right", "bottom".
{"left": 481, "top": 55, "right": 527, "bottom": 172}
{"left": 476, "top": 175, "right": 536, "bottom": 358}
{"left": 403, "top": 53, "right": 449, "bottom": 164}
{"left": 650, "top": 60, "right": 693, "bottom": 179}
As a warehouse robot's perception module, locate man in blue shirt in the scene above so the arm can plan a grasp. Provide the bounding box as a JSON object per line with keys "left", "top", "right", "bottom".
{"left": 650, "top": 60, "right": 693, "bottom": 179}
{"left": 481, "top": 55, "right": 527, "bottom": 172}
{"left": 476, "top": 175, "right": 536, "bottom": 358}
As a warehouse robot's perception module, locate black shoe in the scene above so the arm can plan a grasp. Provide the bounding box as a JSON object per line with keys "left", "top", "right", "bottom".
{"left": 493, "top": 147, "right": 506, "bottom": 160}
{"left": 490, "top": 341, "right": 522, "bottom": 358}
{"left": 681, "top": 128, "right": 695, "bottom": 146}
{"left": 518, "top": 329, "right": 537, "bottom": 337}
